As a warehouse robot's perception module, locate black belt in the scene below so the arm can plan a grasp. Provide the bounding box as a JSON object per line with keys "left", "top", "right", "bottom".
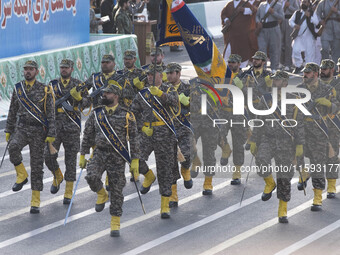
{"left": 97, "top": 147, "right": 114, "bottom": 153}
{"left": 285, "top": 14, "right": 292, "bottom": 19}
{"left": 19, "top": 118, "right": 43, "bottom": 127}
{"left": 263, "top": 21, "right": 278, "bottom": 28}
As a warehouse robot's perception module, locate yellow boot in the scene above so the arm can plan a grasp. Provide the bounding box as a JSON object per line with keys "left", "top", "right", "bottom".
{"left": 63, "top": 181, "right": 74, "bottom": 204}
{"left": 278, "top": 200, "right": 288, "bottom": 223}
{"left": 262, "top": 174, "right": 276, "bottom": 201}
{"left": 105, "top": 174, "right": 109, "bottom": 191}
{"left": 203, "top": 176, "right": 213, "bottom": 195}
{"left": 50, "top": 168, "right": 64, "bottom": 194}
{"left": 190, "top": 155, "right": 201, "bottom": 178}
{"left": 181, "top": 166, "right": 193, "bottom": 189}
{"left": 110, "top": 216, "right": 120, "bottom": 237}
{"left": 231, "top": 165, "right": 242, "bottom": 185}
{"left": 297, "top": 168, "right": 310, "bottom": 191}
{"left": 12, "top": 163, "right": 28, "bottom": 192}
{"left": 30, "top": 190, "right": 40, "bottom": 214}
{"left": 327, "top": 179, "right": 336, "bottom": 199}
{"left": 140, "top": 169, "right": 156, "bottom": 194}
{"left": 169, "top": 184, "right": 178, "bottom": 208}
{"left": 220, "top": 143, "right": 232, "bottom": 166}
{"left": 311, "top": 188, "right": 323, "bottom": 211}
{"left": 95, "top": 187, "right": 109, "bottom": 212}
{"left": 161, "top": 196, "right": 170, "bottom": 219}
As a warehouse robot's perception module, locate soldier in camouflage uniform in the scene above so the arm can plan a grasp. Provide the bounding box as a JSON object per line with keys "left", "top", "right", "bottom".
{"left": 79, "top": 84, "right": 139, "bottom": 237}
{"left": 249, "top": 71, "right": 305, "bottom": 223}
{"left": 5, "top": 60, "right": 56, "bottom": 214}
{"left": 218, "top": 54, "right": 247, "bottom": 185}
{"left": 150, "top": 48, "right": 168, "bottom": 83}
{"left": 44, "top": 59, "right": 91, "bottom": 204}
{"left": 131, "top": 64, "right": 179, "bottom": 218}
{"left": 319, "top": 59, "right": 340, "bottom": 199}
{"left": 114, "top": 0, "right": 132, "bottom": 34}
{"left": 190, "top": 79, "right": 219, "bottom": 195}
{"left": 165, "top": 63, "right": 194, "bottom": 207}
{"left": 298, "top": 62, "right": 338, "bottom": 211}
{"left": 242, "top": 51, "right": 273, "bottom": 149}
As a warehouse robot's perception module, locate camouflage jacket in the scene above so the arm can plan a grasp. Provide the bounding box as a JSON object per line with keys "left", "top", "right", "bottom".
{"left": 120, "top": 67, "right": 147, "bottom": 104}
{"left": 114, "top": 8, "right": 132, "bottom": 34}
{"left": 52, "top": 77, "right": 91, "bottom": 133}
{"left": 250, "top": 93, "right": 305, "bottom": 145}
{"left": 5, "top": 80, "right": 56, "bottom": 137}
{"left": 169, "top": 81, "right": 191, "bottom": 129}
{"left": 80, "top": 104, "right": 140, "bottom": 160}
{"left": 131, "top": 83, "right": 179, "bottom": 129}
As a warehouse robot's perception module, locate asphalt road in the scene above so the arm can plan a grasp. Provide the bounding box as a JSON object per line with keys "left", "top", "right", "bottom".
{"left": 0, "top": 37, "right": 339, "bottom": 255}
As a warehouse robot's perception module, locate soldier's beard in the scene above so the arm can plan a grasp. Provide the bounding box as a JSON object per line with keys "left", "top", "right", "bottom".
{"left": 100, "top": 98, "right": 114, "bottom": 105}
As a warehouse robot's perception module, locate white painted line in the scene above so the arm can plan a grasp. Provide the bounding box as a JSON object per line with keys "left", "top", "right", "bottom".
{"left": 0, "top": 182, "right": 160, "bottom": 249}
{"left": 43, "top": 180, "right": 232, "bottom": 255}
{"left": 120, "top": 180, "right": 295, "bottom": 255}
{"left": 199, "top": 185, "right": 340, "bottom": 255}
{"left": 274, "top": 220, "right": 340, "bottom": 255}
{"left": 0, "top": 163, "right": 156, "bottom": 221}
{"left": 0, "top": 157, "right": 65, "bottom": 178}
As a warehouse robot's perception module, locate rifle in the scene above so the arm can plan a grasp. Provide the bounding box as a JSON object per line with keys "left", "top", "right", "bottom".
{"left": 255, "top": 0, "right": 280, "bottom": 36}
{"left": 54, "top": 82, "right": 88, "bottom": 111}
{"left": 290, "top": 0, "right": 320, "bottom": 40}
{"left": 221, "top": 0, "right": 250, "bottom": 34}
{"left": 89, "top": 71, "right": 128, "bottom": 98}
{"left": 316, "top": 0, "right": 339, "bottom": 36}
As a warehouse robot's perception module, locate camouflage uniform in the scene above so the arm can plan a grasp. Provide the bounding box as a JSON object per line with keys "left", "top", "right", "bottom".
{"left": 190, "top": 82, "right": 219, "bottom": 176}
{"left": 219, "top": 54, "right": 247, "bottom": 168}
{"left": 131, "top": 68, "right": 179, "bottom": 196}
{"left": 45, "top": 64, "right": 91, "bottom": 182}
{"left": 81, "top": 97, "right": 139, "bottom": 216}
{"left": 298, "top": 63, "right": 338, "bottom": 190}
{"left": 5, "top": 62, "right": 56, "bottom": 191}
{"left": 251, "top": 71, "right": 305, "bottom": 201}
{"left": 114, "top": 8, "right": 132, "bottom": 34}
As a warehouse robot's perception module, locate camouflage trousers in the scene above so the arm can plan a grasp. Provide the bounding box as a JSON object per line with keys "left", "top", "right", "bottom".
{"left": 8, "top": 126, "right": 46, "bottom": 191}
{"left": 85, "top": 148, "right": 126, "bottom": 216}
{"left": 139, "top": 125, "right": 177, "bottom": 197}
{"left": 218, "top": 110, "right": 247, "bottom": 166}
{"left": 326, "top": 124, "right": 339, "bottom": 179}
{"left": 255, "top": 136, "right": 295, "bottom": 201}
{"left": 176, "top": 124, "right": 195, "bottom": 169}
{"left": 304, "top": 128, "right": 327, "bottom": 190}
{"left": 193, "top": 123, "right": 218, "bottom": 176}
{"left": 45, "top": 129, "right": 80, "bottom": 182}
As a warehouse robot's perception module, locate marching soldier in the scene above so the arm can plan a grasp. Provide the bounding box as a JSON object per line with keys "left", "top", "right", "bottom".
{"left": 45, "top": 59, "right": 91, "bottom": 204}
{"left": 219, "top": 54, "right": 247, "bottom": 184}
{"left": 5, "top": 60, "right": 56, "bottom": 214}
{"left": 165, "top": 62, "right": 194, "bottom": 207}
{"left": 249, "top": 71, "right": 305, "bottom": 223}
{"left": 79, "top": 84, "right": 139, "bottom": 237}
{"left": 256, "top": 0, "right": 284, "bottom": 72}
{"left": 298, "top": 62, "right": 338, "bottom": 211}
{"left": 319, "top": 59, "right": 340, "bottom": 198}
{"left": 149, "top": 48, "right": 168, "bottom": 82}
{"left": 131, "top": 64, "right": 179, "bottom": 218}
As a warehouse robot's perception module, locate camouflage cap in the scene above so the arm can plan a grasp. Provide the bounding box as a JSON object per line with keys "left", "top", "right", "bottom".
{"left": 302, "top": 62, "right": 319, "bottom": 73}
{"left": 102, "top": 84, "right": 122, "bottom": 96}
{"left": 228, "top": 54, "right": 242, "bottom": 63}
{"left": 101, "top": 54, "right": 115, "bottom": 62}
{"left": 271, "top": 70, "right": 289, "bottom": 80}
{"left": 164, "top": 62, "right": 182, "bottom": 73}
{"left": 150, "top": 48, "right": 164, "bottom": 56}
{"left": 23, "top": 60, "right": 38, "bottom": 69}
{"left": 59, "top": 59, "right": 74, "bottom": 68}
{"left": 147, "top": 64, "right": 163, "bottom": 74}
{"left": 252, "top": 51, "right": 267, "bottom": 61}
{"left": 337, "top": 58, "right": 340, "bottom": 66}
{"left": 320, "top": 59, "right": 335, "bottom": 69}
{"left": 124, "top": 49, "right": 137, "bottom": 59}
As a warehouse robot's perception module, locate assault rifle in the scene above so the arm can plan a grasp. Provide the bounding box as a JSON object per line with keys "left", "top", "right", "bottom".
{"left": 54, "top": 82, "right": 87, "bottom": 111}
{"left": 316, "top": 0, "right": 339, "bottom": 36}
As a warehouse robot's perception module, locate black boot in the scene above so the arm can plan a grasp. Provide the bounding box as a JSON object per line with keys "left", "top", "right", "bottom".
{"left": 12, "top": 178, "right": 28, "bottom": 192}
